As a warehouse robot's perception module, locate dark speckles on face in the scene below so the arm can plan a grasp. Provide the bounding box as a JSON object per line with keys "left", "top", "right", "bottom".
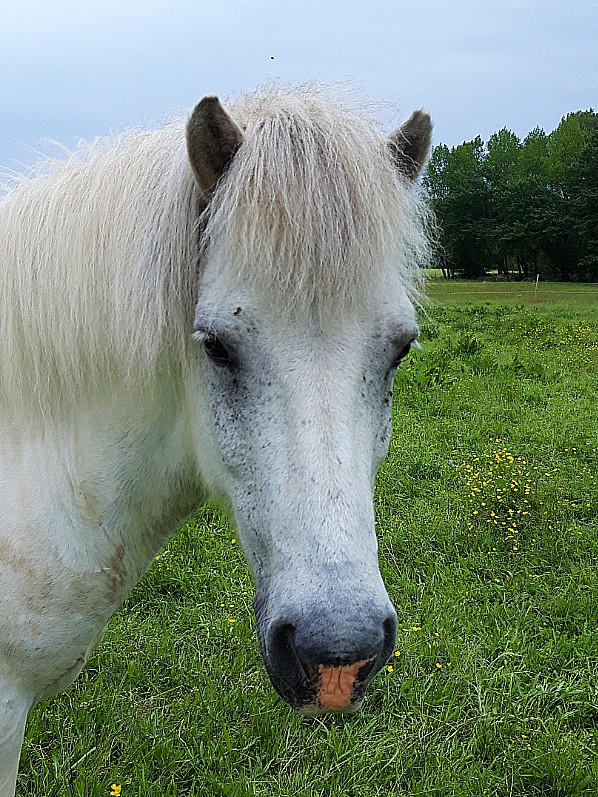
{"left": 190, "top": 295, "right": 416, "bottom": 713}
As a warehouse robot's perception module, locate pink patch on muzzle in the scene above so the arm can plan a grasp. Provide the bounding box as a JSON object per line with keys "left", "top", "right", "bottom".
{"left": 316, "top": 659, "right": 373, "bottom": 711}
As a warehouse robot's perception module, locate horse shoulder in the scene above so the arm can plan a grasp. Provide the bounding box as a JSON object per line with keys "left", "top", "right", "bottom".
{"left": 0, "top": 384, "right": 202, "bottom": 699}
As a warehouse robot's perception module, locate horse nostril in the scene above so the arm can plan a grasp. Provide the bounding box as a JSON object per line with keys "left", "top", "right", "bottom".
{"left": 383, "top": 614, "right": 397, "bottom": 643}
{"left": 268, "top": 621, "right": 304, "bottom": 673}
{"left": 382, "top": 612, "right": 398, "bottom": 663}
{"left": 353, "top": 656, "right": 376, "bottom": 682}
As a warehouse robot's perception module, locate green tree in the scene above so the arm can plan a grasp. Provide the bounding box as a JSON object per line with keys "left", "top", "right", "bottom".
{"left": 483, "top": 128, "right": 522, "bottom": 275}
{"left": 423, "top": 138, "right": 490, "bottom": 278}
{"left": 424, "top": 109, "right": 598, "bottom": 282}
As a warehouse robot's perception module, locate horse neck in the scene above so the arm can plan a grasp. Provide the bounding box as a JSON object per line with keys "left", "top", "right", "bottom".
{"left": 0, "top": 371, "right": 203, "bottom": 589}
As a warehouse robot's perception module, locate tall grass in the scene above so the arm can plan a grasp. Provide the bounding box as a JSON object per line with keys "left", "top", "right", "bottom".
{"left": 19, "top": 280, "right": 598, "bottom": 796}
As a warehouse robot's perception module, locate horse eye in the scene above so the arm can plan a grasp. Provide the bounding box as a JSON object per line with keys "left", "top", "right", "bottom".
{"left": 392, "top": 342, "right": 413, "bottom": 368}
{"left": 203, "top": 335, "right": 232, "bottom": 367}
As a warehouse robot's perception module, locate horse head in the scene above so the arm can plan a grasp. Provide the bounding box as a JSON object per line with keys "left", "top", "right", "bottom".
{"left": 185, "top": 90, "right": 432, "bottom": 713}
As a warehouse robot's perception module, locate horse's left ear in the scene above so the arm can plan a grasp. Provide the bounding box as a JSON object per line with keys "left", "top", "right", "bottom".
{"left": 186, "top": 96, "right": 244, "bottom": 195}
{"left": 388, "top": 110, "right": 433, "bottom": 181}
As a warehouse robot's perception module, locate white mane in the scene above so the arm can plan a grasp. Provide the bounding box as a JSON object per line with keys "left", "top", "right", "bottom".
{"left": 0, "top": 122, "right": 199, "bottom": 417}
{"left": 0, "top": 84, "right": 431, "bottom": 417}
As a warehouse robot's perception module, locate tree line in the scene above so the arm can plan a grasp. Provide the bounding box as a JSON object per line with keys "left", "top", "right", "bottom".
{"left": 422, "top": 110, "right": 598, "bottom": 281}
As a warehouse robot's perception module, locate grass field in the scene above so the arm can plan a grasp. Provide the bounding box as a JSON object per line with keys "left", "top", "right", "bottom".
{"left": 19, "top": 280, "right": 598, "bottom": 796}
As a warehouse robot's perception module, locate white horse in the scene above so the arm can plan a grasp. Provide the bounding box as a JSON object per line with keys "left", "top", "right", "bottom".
{"left": 0, "top": 84, "right": 432, "bottom": 794}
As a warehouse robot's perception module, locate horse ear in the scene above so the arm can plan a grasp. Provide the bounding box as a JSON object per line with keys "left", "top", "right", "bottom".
{"left": 388, "top": 110, "right": 433, "bottom": 181}
{"left": 186, "top": 96, "right": 244, "bottom": 194}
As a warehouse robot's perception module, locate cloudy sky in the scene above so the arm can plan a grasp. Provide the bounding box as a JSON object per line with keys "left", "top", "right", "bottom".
{"left": 0, "top": 0, "right": 595, "bottom": 171}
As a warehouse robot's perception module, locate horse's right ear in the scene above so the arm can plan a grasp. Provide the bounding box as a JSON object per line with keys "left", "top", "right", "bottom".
{"left": 186, "top": 96, "right": 244, "bottom": 195}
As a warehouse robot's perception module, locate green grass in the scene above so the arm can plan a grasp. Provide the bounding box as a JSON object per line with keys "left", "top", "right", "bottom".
{"left": 19, "top": 280, "right": 598, "bottom": 796}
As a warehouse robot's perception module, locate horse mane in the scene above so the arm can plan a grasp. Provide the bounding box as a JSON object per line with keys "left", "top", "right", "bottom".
{"left": 0, "top": 84, "right": 432, "bottom": 418}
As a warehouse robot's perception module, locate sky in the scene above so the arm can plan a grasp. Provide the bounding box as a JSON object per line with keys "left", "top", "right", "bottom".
{"left": 0, "top": 0, "right": 595, "bottom": 172}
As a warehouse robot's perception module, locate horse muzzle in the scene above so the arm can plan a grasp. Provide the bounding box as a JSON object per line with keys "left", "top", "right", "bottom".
{"left": 254, "top": 591, "right": 398, "bottom": 713}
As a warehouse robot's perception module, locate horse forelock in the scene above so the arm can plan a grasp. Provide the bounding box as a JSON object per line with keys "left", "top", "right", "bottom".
{"left": 201, "top": 85, "right": 431, "bottom": 314}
